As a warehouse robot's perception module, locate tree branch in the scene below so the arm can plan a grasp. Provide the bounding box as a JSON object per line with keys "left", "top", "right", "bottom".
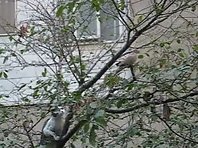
{"left": 105, "top": 91, "right": 198, "bottom": 114}
{"left": 58, "top": 120, "right": 87, "bottom": 147}
{"left": 77, "top": 0, "right": 173, "bottom": 94}
{"left": 156, "top": 112, "right": 198, "bottom": 144}
{"left": 22, "top": 122, "right": 35, "bottom": 148}
{"left": 77, "top": 30, "right": 136, "bottom": 93}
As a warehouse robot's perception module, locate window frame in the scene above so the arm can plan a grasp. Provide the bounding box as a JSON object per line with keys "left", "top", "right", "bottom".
{"left": 73, "top": 0, "right": 126, "bottom": 42}
{"left": 0, "top": 0, "right": 17, "bottom": 35}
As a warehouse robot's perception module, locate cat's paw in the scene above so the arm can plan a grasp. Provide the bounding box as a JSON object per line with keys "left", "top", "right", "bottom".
{"left": 54, "top": 135, "right": 60, "bottom": 141}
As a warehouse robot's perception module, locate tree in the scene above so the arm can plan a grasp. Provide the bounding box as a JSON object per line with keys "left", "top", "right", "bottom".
{"left": 0, "top": 0, "right": 198, "bottom": 147}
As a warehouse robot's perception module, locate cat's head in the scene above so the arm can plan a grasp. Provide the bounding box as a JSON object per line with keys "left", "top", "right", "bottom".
{"left": 50, "top": 106, "right": 66, "bottom": 117}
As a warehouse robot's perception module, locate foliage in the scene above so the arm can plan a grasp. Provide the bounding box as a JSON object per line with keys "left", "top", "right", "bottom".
{"left": 0, "top": 0, "right": 198, "bottom": 147}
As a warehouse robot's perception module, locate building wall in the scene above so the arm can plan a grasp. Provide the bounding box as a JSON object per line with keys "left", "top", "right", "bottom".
{"left": 0, "top": 0, "right": 129, "bottom": 105}
{"left": 0, "top": 0, "right": 197, "bottom": 147}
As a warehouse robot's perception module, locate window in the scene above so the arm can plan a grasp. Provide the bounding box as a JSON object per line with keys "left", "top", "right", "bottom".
{"left": 77, "top": 1, "right": 98, "bottom": 39}
{"left": 100, "top": 1, "right": 121, "bottom": 41}
{"left": 0, "top": 0, "right": 16, "bottom": 34}
{"left": 75, "top": 0, "right": 124, "bottom": 41}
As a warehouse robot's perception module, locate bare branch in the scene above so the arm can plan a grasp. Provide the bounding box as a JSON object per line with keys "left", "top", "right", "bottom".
{"left": 106, "top": 91, "right": 198, "bottom": 114}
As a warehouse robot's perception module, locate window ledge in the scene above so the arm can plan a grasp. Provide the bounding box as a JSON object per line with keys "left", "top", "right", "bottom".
{"left": 0, "top": 33, "right": 16, "bottom": 37}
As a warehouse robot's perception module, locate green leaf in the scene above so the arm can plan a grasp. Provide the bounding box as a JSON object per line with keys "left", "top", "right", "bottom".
{"left": 91, "top": 0, "right": 101, "bottom": 12}
{"left": 177, "top": 48, "right": 183, "bottom": 52}
{"left": 20, "top": 49, "right": 26, "bottom": 54}
{"left": 11, "top": 52, "right": 16, "bottom": 57}
{"left": 40, "top": 112, "right": 46, "bottom": 118}
{"left": 42, "top": 68, "right": 47, "bottom": 77}
{"left": 95, "top": 117, "right": 107, "bottom": 126}
{"left": 44, "top": 85, "right": 48, "bottom": 91}
{"left": 176, "top": 39, "right": 181, "bottom": 44}
{"left": 196, "top": 32, "right": 198, "bottom": 37}
{"left": 3, "top": 56, "right": 9, "bottom": 64}
{"left": 66, "top": 1, "right": 76, "bottom": 13}
{"left": 192, "top": 44, "right": 198, "bottom": 52}
{"left": 56, "top": 5, "right": 66, "bottom": 17}
{"left": 160, "top": 42, "right": 165, "bottom": 47}
{"left": 72, "top": 91, "right": 82, "bottom": 101}
{"left": 155, "top": 5, "right": 163, "bottom": 14}
{"left": 118, "top": 0, "right": 125, "bottom": 10}
{"left": 95, "top": 109, "right": 105, "bottom": 118}
{"left": 137, "top": 15, "right": 143, "bottom": 23}
{"left": 70, "top": 143, "right": 76, "bottom": 148}
{"left": 178, "top": 52, "right": 185, "bottom": 58}
{"left": 18, "top": 84, "right": 26, "bottom": 91}
{"left": 81, "top": 63, "right": 86, "bottom": 71}
{"left": 191, "top": 5, "right": 196, "bottom": 12}
{"left": 104, "top": 74, "right": 120, "bottom": 88}
{"left": 89, "top": 125, "right": 97, "bottom": 146}
{"left": 33, "top": 89, "right": 39, "bottom": 97}
{"left": 116, "top": 99, "right": 125, "bottom": 108}
{"left": 159, "top": 58, "right": 166, "bottom": 68}
{"left": 68, "top": 18, "right": 76, "bottom": 26}
{"left": 3, "top": 72, "right": 8, "bottom": 79}
{"left": 83, "top": 123, "right": 90, "bottom": 133}
{"left": 138, "top": 54, "right": 144, "bottom": 59}
{"left": 9, "top": 36, "right": 13, "bottom": 41}
{"left": 127, "top": 126, "right": 141, "bottom": 137}
{"left": 21, "top": 97, "right": 30, "bottom": 102}
{"left": 159, "top": 41, "right": 171, "bottom": 48}
{"left": 30, "top": 26, "right": 35, "bottom": 32}
{"left": 90, "top": 102, "right": 98, "bottom": 109}
{"left": 0, "top": 48, "right": 5, "bottom": 54}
